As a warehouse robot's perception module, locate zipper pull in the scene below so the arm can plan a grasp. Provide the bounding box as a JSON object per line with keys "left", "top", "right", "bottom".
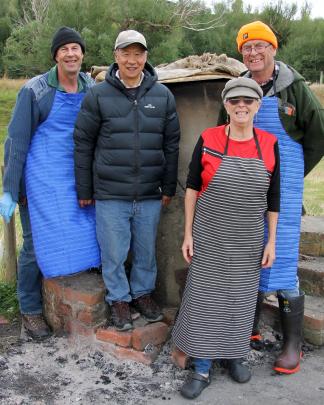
{"left": 134, "top": 100, "right": 138, "bottom": 106}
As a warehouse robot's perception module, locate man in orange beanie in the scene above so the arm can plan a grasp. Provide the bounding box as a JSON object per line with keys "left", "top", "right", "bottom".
{"left": 219, "top": 20, "right": 324, "bottom": 375}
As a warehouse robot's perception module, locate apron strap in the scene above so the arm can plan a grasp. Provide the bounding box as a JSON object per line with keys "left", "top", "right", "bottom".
{"left": 225, "top": 126, "right": 263, "bottom": 161}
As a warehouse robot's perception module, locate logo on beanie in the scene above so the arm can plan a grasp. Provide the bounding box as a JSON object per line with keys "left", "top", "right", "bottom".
{"left": 243, "top": 33, "right": 248, "bottom": 39}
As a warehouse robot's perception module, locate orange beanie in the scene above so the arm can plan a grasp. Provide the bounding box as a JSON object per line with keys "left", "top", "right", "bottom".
{"left": 236, "top": 21, "right": 278, "bottom": 52}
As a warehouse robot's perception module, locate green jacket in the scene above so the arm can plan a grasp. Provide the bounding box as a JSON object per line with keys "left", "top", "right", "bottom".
{"left": 218, "top": 61, "right": 324, "bottom": 176}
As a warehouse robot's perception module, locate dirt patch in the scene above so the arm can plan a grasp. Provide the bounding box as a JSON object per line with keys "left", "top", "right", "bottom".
{"left": 0, "top": 318, "right": 20, "bottom": 354}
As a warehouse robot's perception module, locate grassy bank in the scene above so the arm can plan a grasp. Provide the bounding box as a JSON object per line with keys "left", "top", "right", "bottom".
{"left": 0, "top": 79, "right": 26, "bottom": 163}
{"left": 0, "top": 281, "right": 19, "bottom": 320}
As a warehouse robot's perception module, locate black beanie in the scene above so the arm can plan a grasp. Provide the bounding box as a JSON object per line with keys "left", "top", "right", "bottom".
{"left": 51, "top": 26, "right": 85, "bottom": 60}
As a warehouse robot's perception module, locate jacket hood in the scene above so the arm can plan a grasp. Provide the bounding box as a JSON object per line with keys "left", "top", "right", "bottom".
{"left": 242, "top": 60, "right": 305, "bottom": 96}
{"left": 105, "top": 61, "right": 158, "bottom": 92}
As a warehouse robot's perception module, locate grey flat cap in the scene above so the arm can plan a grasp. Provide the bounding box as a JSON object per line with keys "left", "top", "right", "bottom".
{"left": 114, "top": 30, "right": 147, "bottom": 50}
{"left": 222, "top": 77, "right": 263, "bottom": 101}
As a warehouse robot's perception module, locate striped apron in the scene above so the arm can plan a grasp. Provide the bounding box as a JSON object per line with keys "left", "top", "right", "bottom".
{"left": 255, "top": 97, "right": 304, "bottom": 291}
{"left": 172, "top": 133, "right": 270, "bottom": 359}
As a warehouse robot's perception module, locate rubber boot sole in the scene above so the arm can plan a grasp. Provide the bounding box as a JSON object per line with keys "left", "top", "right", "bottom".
{"left": 273, "top": 352, "right": 303, "bottom": 374}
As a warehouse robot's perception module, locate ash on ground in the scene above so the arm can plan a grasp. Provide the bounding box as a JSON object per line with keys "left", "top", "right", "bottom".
{"left": 0, "top": 323, "right": 315, "bottom": 405}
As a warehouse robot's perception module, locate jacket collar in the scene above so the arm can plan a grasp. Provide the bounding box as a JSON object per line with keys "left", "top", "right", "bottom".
{"left": 242, "top": 61, "right": 304, "bottom": 96}
{"left": 105, "top": 62, "right": 158, "bottom": 95}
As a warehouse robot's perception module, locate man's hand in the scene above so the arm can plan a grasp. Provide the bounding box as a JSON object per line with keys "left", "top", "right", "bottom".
{"left": 162, "top": 195, "right": 172, "bottom": 207}
{"left": 0, "top": 192, "right": 17, "bottom": 223}
{"left": 79, "top": 199, "right": 94, "bottom": 208}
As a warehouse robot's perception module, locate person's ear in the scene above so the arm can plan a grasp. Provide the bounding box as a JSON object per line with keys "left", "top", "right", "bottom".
{"left": 271, "top": 46, "right": 277, "bottom": 57}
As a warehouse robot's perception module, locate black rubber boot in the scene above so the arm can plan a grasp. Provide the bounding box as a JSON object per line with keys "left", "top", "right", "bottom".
{"left": 180, "top": 372, "right": 210, "bottom": 399}
{"left": 227, "top": 359, "right": 251, "bottom": 383}
{"left": 273, "top": 292, "right": 304, "bottom": 374}
{"left": 250, "top": 291, "right": 264, "bottom": 350}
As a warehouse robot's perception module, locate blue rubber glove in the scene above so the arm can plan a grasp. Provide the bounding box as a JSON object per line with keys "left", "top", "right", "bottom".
{"left": 0, "top": 192, "right": 17, "bottom": 223}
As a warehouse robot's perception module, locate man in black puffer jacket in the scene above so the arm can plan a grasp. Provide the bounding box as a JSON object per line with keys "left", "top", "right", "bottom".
{"left": 74, "top": 30, "right": 180, "bottom": 331}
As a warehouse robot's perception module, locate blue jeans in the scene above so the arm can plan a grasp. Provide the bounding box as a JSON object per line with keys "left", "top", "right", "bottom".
{"left": 17, "top": 204, "right": 43, "bottom": 314}
{"left": 277, "top": 287, "right": 300, "bottom": 299}
{"left": 276, "top": 278, "right": 300, "bottom": 299}
{"left": 96, "top": 199, "right": 162, "bottom": 304}
{"left": 193, "top": 358, "right": 212, "bottom": 375}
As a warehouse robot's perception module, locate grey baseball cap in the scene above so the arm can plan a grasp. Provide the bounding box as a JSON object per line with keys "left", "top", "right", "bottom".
{"left": 114, "top": 30, "right": 147, "bottom": 50}
{"left": 222, "top": 77, "right": 263, "bottom": 101}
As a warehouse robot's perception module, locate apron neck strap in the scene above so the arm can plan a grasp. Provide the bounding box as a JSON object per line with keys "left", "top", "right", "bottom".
{"left": 225, "top": 127, "right": 263, "bottom": 161}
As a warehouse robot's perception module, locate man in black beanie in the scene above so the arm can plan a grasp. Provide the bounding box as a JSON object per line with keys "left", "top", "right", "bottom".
{"left": 0, "top": 27, "right": 98, "bottom": 340}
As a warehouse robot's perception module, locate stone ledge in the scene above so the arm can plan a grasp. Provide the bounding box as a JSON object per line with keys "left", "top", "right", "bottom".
{"left": 298, "top": 256, "right": 324, "bottom": 297}
{"left": 300, "top": 216, "right": 324, "bottom": 257}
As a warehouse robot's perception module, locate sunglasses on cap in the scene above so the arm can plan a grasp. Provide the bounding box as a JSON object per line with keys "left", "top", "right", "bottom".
{"left": 226, "top": 97, "right": 259, "bottom": 106}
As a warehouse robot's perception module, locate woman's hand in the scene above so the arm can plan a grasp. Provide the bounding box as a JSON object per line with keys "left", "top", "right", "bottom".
{"left": 261, "top": 240, "right": 276, "bottom": 268}
{"left": 182, "top": 234, "right": 194, "bottom": 264}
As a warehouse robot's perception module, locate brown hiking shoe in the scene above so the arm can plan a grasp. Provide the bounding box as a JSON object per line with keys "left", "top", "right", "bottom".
{"left": 110, "top": 301, "right": 133, "bottom": 331}
{"left": 22, "top": 314, "right": 51, "bottom": 340}
{"left": 132, "top": 294, "right": 163, "bottom": 322}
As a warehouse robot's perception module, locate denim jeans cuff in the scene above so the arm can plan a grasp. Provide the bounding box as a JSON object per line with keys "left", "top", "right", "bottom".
{"left": 20, "top": 310, "right": 43, "bottom": 315}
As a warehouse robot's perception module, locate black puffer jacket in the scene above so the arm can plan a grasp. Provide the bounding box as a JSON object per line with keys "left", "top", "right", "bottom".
{"left": 74, "top": 62, "right": 180, "bottom": 200}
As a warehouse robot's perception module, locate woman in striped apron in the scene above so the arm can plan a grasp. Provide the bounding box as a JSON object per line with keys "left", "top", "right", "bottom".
{"left": 172, "top": 77, "right": 280, "bottom": 400}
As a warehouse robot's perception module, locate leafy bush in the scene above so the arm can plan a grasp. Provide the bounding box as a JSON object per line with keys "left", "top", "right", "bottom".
{"left": 0, "top": 281, "right": 19, "bottom": 320}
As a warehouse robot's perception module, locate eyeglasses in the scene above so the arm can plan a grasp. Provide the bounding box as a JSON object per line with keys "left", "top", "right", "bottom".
{"left": 241, "top": 43, "right": 272, "bottom": 55}
{"left": 226, "top": 97, "right": 258, "bottom": 106}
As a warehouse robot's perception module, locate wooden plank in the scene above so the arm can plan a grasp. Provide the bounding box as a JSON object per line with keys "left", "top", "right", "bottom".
{"left": 1, "top": 166, "right": 17, "bottom": 283}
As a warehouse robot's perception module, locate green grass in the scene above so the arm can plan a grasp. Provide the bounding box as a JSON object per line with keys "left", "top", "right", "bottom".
{"left": 304, "top": 159, "right": 324, "bottom": 216}
{"left": 0, "top": 90, "right": 18, "bottom": 164}
{"left": 0, "top": 281, "right": 19, "bottom": 320}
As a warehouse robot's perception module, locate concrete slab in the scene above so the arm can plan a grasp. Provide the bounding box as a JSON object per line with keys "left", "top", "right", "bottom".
{"left": 300, "top": 216, "right": 324, "bottom": 256}
{"left": 298, "top": 256, "right": 324, "bottom": 297}
{"left": 301, "top": 215, "right": 324, "bottom": 234}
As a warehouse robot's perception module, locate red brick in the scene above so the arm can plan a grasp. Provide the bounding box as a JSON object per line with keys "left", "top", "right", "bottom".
{"left": 58, "top": 303, "right": 73, "bottom": 317}
{"left": 63, "top": 287, "right": 104, "bottom": 306}
{"left": 162, "top": 308, "right": 178, "bottom": 326}
{"left": 132, "top": 322, "right": 168, "bottom": 351}
{"left": 65, "top": 319, "right": 95, "bottom": 338}
{"left": 46, "top": 314, "right": 63, "bottom": 332}
{"left": 0, "top": 315, "right": 9, "bottom": 325}
{"left": 115, "top": 345, "right": 159, "bottom": 365}
{"left": 171, "top": 346, "right": 190, "bottom": 369}
{"left": 76, "top": 304, "right": 107, "bottom": 326}
{"left": 43, "top": 279, "right": 63, "bottom": 299}
{"left": 96, "top": 327, "right": 132, "bottom": 347}
{"left": 77, "top": 309, "right": 95, "bottom": 325}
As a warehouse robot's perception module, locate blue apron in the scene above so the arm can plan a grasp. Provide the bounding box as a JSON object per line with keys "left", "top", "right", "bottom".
{"left": 254, "top": 96, "right": 304, "bottom": 291}
{"left": 25, "top": 91, "right": 100, "bottom": 278}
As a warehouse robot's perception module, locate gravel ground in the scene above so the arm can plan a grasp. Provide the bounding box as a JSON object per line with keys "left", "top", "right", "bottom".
{"left": 0, "top": 322, "right": 323, "bottom": 405}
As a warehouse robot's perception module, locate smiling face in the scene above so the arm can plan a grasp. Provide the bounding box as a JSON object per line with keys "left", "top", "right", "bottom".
{"left": 224, "top": 97, "right": 260, "bottom": 128}
{"left": 242, "top": 40, "right": 276, "bottom": 80}
{"left": 55, "top": 42, "right": 83, "bottom": 77}
{"left": 114, "top": 43, "right": 147, "bottom": 87}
